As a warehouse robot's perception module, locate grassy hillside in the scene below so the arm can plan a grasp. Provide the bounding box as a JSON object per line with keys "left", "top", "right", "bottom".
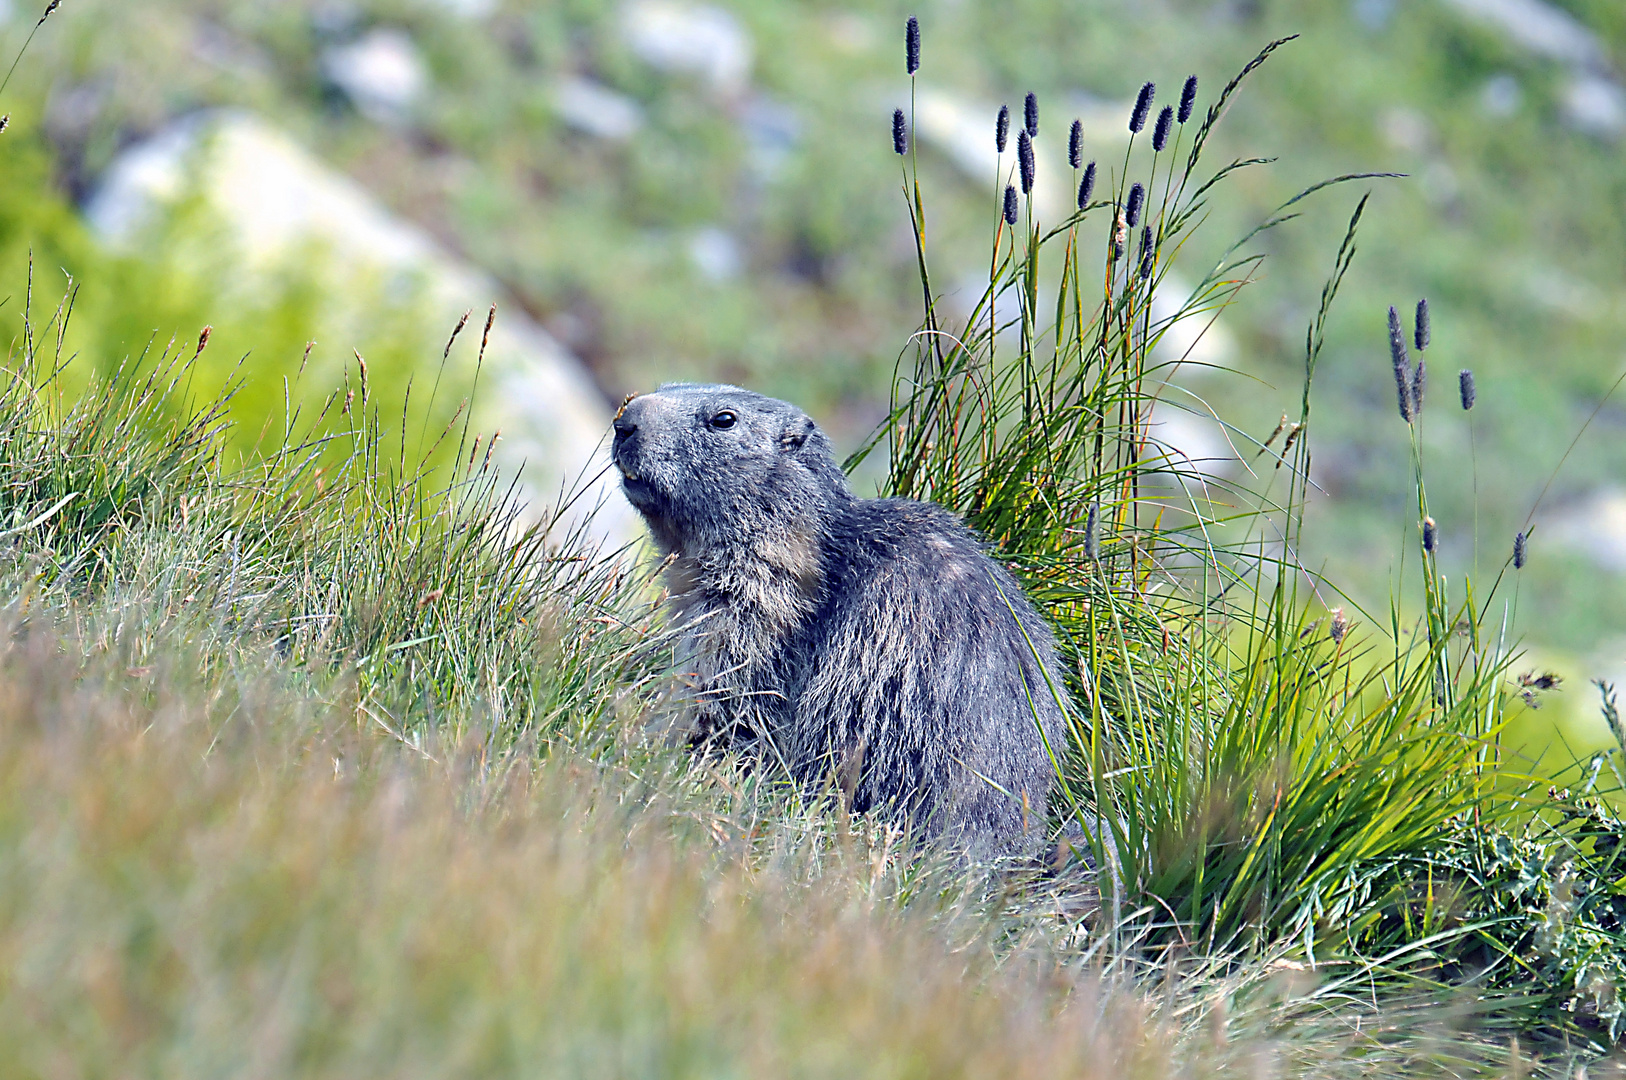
{"left": 3, "top": 5, "right": 1626, "bottom": 1072}
{"left": 2, "top": 286, "right": 1612, "bottom": 1077}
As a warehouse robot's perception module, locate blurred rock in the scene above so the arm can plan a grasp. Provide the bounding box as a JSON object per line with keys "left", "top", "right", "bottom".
{"left": 551, "top": 76, "right": 645, "bottom": 141}
{"left": 740, "top": 95, "right": 800, "bottom": 179}
{"left": 1441, "top": 0, "right": 1625, "bottom": 139}
{"left": 1147, "top": 407, "right": 1236, "bottom": 482}
{"left": 1478, "top": 72, "right": 1523, "bottom": 117}
{"left": 1352, "top": 0, "right": 1396, "bottom": 31}
{"left": 83, "top": 111, "right": 635, "bottom": 548}
{"left": 322, "top": 28, "right": 428, "bottom": 123}
{"left": 1440, "top": 0, "right": 1608, "bottom": 69}
{"left": 908, "top": 87, "right": 1127, "bottom": 222}
{"left": 1379, "top": 106, "right": 1433, "bottom": 154}
{"left": 687, "top": 226, "right": 742, "bottom": 282}
{"left": 1562, "top": 74, "right": 1626, "bottom": 138}
{"left": 621, "top": 1, "right": 752, "bottom": 96}
{"left": 424, "top": 0, "right": 497, "bottom": 16}
{"left": 1551, "top": 488, "right": 1626, "bottom": 572}
{"left": 1152, "top": 272, "right": 1236, "bottom": 371}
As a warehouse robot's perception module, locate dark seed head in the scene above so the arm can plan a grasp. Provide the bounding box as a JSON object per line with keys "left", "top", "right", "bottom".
{"left": 1003, "top": 184, "right": 1018, "bottom": 226}
{"left": 996, "top": 104, "right": 1009, "bottom": 153}
{"left": 1139, "top": 225, "right": 1154, "bottom": 279}
{"left": 1078, "top": 161, "right": 1096, "bottom": 208}
{"left": 1178, "top": 75, "right": 1198, "bottom": 123}
{"left": 1130, "top": 81, "right": 1155, "bottom": 133}
{"left": 1459, "top": 369, "right": 1476, "bottom": 411}
{"left": 1152, "top": 105, "right": 1174, "bottom": 151}
{"left": 1423, "top": 516, "right": 1438, "bottom": 553}
{"left": 1513, "top": 531, "right": 1528, "bottom": 569}
{"left": 1389, "top": 306, "right": 1414, "bottom": 424}
{"left": 1024, "top": 91, "right": 1038, "bottom": 137}
{"left": 905, "top": 15, "right": 920, "bottom": 75}
{"left": 1017, "top": 129, "right": 1035, "bottom": 193}
{"left": 1125, "top": 182, "right": 1145, "bottom": 228}
{"left": 1414, "top": 298, "right": 1430, "bottom": 352}
{"left": 1411, "top": 358, "right": 1427, "bottom": 417}
{"left": 1085, "top": 502, "right": 1100, "bottom": 560}
{"left": 1388, "top": 305, "right": 1409, "bottom": 371}
{"left": 892, "top": 108, "right": 908, "bottom": 155}
{"left": 1069, "top": 119, "right": 1083, "bottom": 168}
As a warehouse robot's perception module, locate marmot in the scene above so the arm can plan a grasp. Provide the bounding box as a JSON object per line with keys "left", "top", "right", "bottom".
{"left": 613, "top": 383, "right": 1070, "bottom": 854}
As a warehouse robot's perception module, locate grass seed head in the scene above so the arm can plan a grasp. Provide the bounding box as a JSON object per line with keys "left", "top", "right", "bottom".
{"left": 1414, "top": 297, "right": 1430, "bottom": 352}
{"left": 1514, "top": 531, "right": 1528, "bottom": 569}
{"left": 905, "top": 15, "right": 920, "bottom": 74}
{"left": 1152, "top": 106, "right": 1174, "bottom": 151}
{"left": 1459, "top": 369, "right": 1476, "bottom": 411}
{"left": 892, "top": 108, "right": 908, "bottom": 155}
{"left": 1085, "top": 501, "right": 1099, "bottom": 560}
{"left": 1388, "top": 306, "right": 1414, "bottom": 423}
{"left": 1017, "top": 129, "right": 1034, "bottom": 193}
{"left": 1130, "top": 81, "right": 1155, "bottom": 132}
{"left": 1411, "top": 358, "right": 1427, "bottom": 417}
{"left": 1126, "top": 182, "right": 1145, "bottom": 227}
{"left": 1068, "top": 118, "right": 1083, "bottom": 168}
{"left": 1330, "top": 607, "right": 1349, "bottom": 644}
{"left": 1078, "top": 161, "right": 1096, "bottom": 208}
{"left": 995, "top": 104, "right": 1009, "bottom": 153}
{"left": 1139, "top": 225, "right": 1154, "bottom": 278}
{"left": 1024, "top": 91, "right": 1039, "bottom": 137}
{"left": 1003, "top": 183, "right": 1018, "bottom": 226}
{"left": 1423, "top": 516, "right": 1438, "bottom": 553}
{"left": 1179, "top": 75, "right": 1198, "bottom": 122}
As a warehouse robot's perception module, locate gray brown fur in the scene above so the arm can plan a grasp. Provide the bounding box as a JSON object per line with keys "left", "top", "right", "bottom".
{"left": 613, "top": 383, "right": 1069, "bottom": 854}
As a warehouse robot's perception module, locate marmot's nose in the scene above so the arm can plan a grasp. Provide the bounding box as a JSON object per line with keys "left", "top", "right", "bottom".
{"left": 613, "top": 397, "right": 640, "bottom": 438}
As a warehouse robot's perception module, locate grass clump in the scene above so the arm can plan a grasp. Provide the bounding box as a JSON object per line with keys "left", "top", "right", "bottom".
{"left": 871, "top": 31, "right": 1626, "bottom": 1054}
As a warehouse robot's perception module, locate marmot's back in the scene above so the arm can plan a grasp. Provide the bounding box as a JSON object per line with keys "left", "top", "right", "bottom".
{"left": 612, "top": 383, "right": 1070, "bottom": 854}
{"left": 797, "top": 498, "right": 1065, "bottom": 848}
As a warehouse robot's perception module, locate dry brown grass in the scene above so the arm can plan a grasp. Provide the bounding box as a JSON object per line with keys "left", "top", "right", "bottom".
{"left": 0, "top": 615, "right": 1214, "bottom": 1079}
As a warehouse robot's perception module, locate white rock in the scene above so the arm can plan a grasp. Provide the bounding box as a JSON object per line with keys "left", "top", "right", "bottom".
{"left": 1151, "top": 272, "right": 1235, "bottom": 370}
{"left": 1439, "top": 0, "right": 1608, "bottom": 69}
{"left": 621, "top": 0, "right": 752, "bottom": 95}
{"left": 1551, "top": 488, "right": 1626, "bottom": 572}
{"left": 740, "top": 95, "right": 800, "bottom": 178}
{"left": 908, "top": 87, "right": 1118, "bottom": 223}
{"left": 1146, "top": 406, "right": 1236, "bottom": 483}
{"left": 422, "top": 0, "right": 497, "bottom": 17}
{"left": 83, "top": 111, "right": 635, "bottom": 548}
{"left": 322, "top": 28, "right": 428, "bottom": 123}
{"left": 687, "top": 226, "right": 742, "bottom": 282}
{"left": 1562, "top": 73, "right": 1626, "bottom": 138}
{"left": 552, "top": 75, "right": 645, "bottom": 141}
{"left": 1479, "top": 73, "right": 1523, "bottom": 117}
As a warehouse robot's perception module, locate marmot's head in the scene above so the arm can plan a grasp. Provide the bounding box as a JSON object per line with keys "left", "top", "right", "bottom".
{"left": 612, "top": 384, "right": 848, "bottom": 556}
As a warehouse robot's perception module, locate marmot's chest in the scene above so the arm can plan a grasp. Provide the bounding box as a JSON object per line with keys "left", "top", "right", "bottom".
{"left": 667, "top": 539, "right": 828, "bottom": 687}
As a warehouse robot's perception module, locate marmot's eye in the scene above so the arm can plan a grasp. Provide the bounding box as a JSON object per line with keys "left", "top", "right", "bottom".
{"left": 709, "top": 411, "right": 737, "bottom": 430}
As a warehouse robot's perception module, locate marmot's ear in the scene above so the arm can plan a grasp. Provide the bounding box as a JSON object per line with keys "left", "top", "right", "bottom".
{"left": 781, "top": 416, "right": 816, "bottom": 451}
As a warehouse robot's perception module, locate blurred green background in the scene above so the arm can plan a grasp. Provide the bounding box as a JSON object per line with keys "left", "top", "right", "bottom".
{"left": 0, "top": 0, "right": 1622, "bottom": 761}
